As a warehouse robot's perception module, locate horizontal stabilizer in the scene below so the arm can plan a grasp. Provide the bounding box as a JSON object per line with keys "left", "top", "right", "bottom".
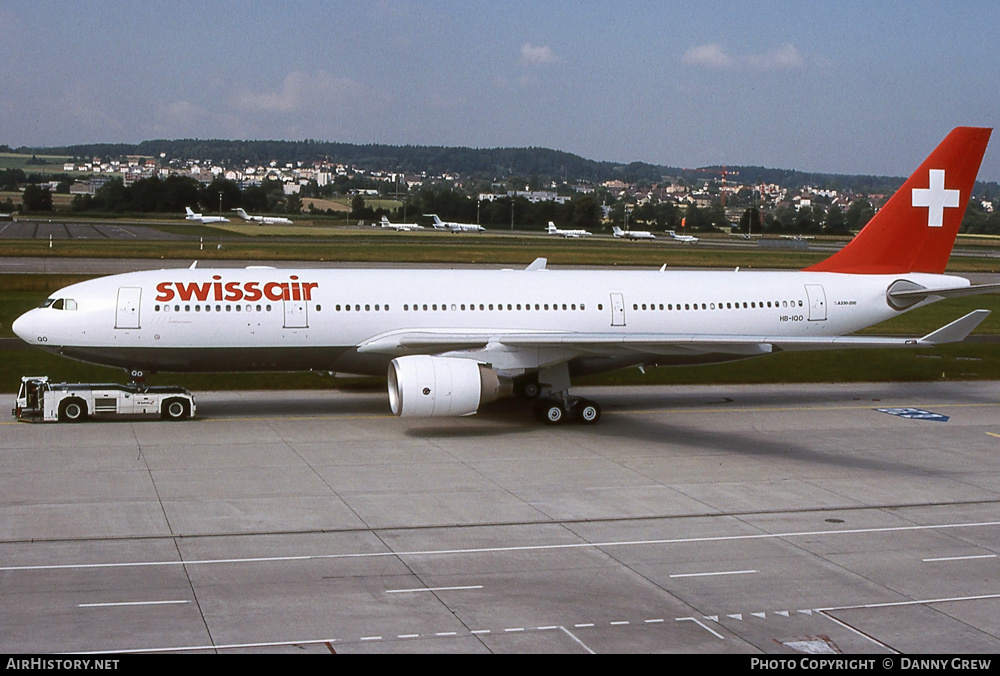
{"left": 888, "top": 282, "right": 1000, "bottom": 301}
{"left": 919, "top": 309, "right": 991, "bottom": 344}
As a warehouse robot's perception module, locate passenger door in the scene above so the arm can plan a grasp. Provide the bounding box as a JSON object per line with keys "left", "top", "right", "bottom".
{"left": 115, "top": 287, "right": 142, "bottom": 329}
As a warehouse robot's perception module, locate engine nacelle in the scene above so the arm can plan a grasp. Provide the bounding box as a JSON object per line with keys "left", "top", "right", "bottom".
{"left": 388, "top": 355, "right": 512, "bottom": 417}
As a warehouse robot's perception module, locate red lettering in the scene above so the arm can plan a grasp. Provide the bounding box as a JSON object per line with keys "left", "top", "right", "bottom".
{"left": 243, "top": 281, "right": 262, "bottom": 302}
{"left": 155, "top": 282, "right": 174, "bottom": 302}
{"left": 175, "top": 282, "right": 212, "bottom": 302}
{"left": 224, "top": 281, "right": 243, "bottom": 302}
{"left": 264, "top": 281, "right": 289, "bottom": 301}
{"left": 154, "top": 278, "right": 318, "bottom": 303}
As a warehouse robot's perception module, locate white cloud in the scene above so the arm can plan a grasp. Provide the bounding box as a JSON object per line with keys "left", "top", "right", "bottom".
{"left": 746, "top": 44, "right": 805, "bottom": 71}
{"left": 682, "top": 44, "right": 737, "bottom": 70}
{"left": 160, "top": 100, "right": 211, "bottom": 127}
{"left": 520, "top": 43, "right": 557, "bottom": 67}
{"left": 683, "top": 43, "right": 805, "bottom": 71}
{"left": 231, "top": 70, "right": 369, "bottom": 114}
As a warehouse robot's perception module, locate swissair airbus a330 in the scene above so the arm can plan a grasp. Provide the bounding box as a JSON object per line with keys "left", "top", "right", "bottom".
{"left": 13, "top": 127, "right": 999, "bottom": 424}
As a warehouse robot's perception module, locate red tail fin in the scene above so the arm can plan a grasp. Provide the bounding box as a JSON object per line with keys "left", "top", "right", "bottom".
{"left": 805, "top": 127, "right": 992, "bottom": 274}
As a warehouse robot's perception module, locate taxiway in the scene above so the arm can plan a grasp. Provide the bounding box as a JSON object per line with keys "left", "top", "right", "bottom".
{"left": 2, "top": 381, "right": 999, "bottom": 653}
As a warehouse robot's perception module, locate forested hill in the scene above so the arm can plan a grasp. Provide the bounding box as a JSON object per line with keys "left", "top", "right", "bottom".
{"left": 15, "top": 138, "right": 979, "bottom": 194}
{"left": 22, "top": 139, "right": 674, "bottom": 183}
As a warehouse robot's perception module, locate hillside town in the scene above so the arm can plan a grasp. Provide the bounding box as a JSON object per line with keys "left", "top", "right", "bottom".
{"left": 4, "top": 145, "right": 999, "bottom": 236}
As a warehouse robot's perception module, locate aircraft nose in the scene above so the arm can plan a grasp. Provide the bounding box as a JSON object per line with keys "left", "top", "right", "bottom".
{"left": 12, "top": 310, "right": 35, "bottom": 343}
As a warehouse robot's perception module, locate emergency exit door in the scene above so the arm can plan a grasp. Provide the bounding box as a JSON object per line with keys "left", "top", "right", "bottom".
{"left": 804, "top": 284, "right": 827, "bottom": 321}
{"left": 283, "top": 300, "right": 309, "bottom": 329}
{"left": 115, "top": 287, "right": 141, "bottom": 329}
{"left": 610, "top": 293, "right": 626, "bottom": 326}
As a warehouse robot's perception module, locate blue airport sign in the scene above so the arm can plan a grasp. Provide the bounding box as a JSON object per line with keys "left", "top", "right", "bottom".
{"left": 876, "top": 407, "right": 950, "bottom": 422}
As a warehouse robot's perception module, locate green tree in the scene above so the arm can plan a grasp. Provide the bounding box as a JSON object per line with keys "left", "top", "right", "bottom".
{"left": 21, "top": 184, "right": 53, "bottom": 212}
{"left": 738, "top": 207, "right": 762, "bottom": 235}
{"left": 570, "top": 195, "right": 601, "bottom": 231}
{"left": 823, "top": 205, "right": 849, "bottom": 235}
{"left": 844, "top": 199, "right": 875, "bottom": 232}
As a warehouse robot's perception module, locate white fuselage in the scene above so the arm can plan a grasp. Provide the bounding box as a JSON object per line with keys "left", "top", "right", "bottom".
{"left": 12, "top": 266, "right": 967, "bottom": 377}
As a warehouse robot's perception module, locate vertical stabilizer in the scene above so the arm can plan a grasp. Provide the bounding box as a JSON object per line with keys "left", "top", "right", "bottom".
{"left": 805, "top": 127, "right": 991, "bottom": 274}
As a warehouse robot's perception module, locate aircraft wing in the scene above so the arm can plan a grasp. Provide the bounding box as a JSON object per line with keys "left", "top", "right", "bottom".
{"left": 356, "top": 310, "right": 990, "bottom": 365}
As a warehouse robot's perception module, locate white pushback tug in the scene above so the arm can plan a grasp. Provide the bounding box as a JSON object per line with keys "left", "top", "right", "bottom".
{"left": 12, "top": 376, "right": 196, "bottom": 422}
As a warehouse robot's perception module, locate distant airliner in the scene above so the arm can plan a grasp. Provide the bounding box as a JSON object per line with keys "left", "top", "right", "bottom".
{"left": 426, "top": 214, "right": 485, "bottom": 232}
{"left": 233, "top": 208, "right": 293, "bottom": 225}
{"left": 546, "top": 222, "right": 592, "bottom": 238}
{"left": 666, "top": 230, "right": 699, "bottom": 243}
{"left": 14, "top": 127, "right": 997, "bottom": 425}
{"left": 612, "top": 226, "right": 656, "bottom": 240}
{"left": 184, "top": 207, "right": 229, "bottom": 224}
{"left": 379, "top": 216, "right": 424, "bottom": 231}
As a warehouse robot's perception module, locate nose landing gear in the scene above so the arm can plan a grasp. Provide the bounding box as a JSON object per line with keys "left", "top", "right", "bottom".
{"left": 127, "top": 369, "right": 148, "bottom": 389}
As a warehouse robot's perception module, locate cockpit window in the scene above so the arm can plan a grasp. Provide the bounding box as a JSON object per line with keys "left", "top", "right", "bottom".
{"left": 42, "top": 298, "right": 78, "bottom": 310}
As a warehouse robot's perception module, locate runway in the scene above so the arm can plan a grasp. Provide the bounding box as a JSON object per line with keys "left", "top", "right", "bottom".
{"left": 2, "top": 381, "right": 1000, "bottom": 654}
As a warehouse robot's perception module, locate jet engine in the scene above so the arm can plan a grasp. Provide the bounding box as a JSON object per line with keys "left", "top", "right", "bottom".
{"left": 388, "top": 355, "right": 512, "bottom": 417}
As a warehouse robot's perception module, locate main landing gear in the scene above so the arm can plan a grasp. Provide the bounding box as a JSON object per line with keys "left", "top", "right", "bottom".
{"left": 532, "top": 395, "right": 601, "bottom": 425}
{"left": 521, "top": 364, "right": 602, "bottom": 425}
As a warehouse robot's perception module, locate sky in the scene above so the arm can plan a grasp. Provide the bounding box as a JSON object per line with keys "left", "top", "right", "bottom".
{"left": 2, "top": 0, "right": 998, "bottom": 182}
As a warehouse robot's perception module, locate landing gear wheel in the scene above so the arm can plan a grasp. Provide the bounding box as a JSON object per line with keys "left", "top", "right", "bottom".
{"left": 534, "top": 398, "right": 566, "bottom": 425}
{"left": 577, "top": 399, "right": 601, "bottom": 424}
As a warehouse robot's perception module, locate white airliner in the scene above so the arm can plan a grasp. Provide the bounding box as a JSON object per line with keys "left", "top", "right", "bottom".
{"left": 612, "top": 226, "right": 656, "bottom": 240}
{"left": 547, "top": 222, "right": 592, "bottom": 238}
{"left": 184, "top": 207, "right": 229, "bottom": 224}
{"left": 379, "top": 216, "right": 424, "bottom": 231}
{"left": 13, "top": 127, "right": 998, "bottom": 425}
{"left": 667, "top": 230, "right": 699, "bottom": 243}
{"left": 233, "top": 208, "right": 293, "bottom": 225}
{"left": 426, "top": 214, "right": 485, "bottom": 232}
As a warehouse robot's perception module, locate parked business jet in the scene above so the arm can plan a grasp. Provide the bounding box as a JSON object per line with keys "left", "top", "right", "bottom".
{"left": 233, "top": 208, "right": 293, "bottom": 225}
{"left": 13, "top": 128, "right": 997, "bottom": 424}
{"left": 612, "top": 226, "right": 656, "bottom": 240}
{"left": 426, "top": 214, "right": 485, "bottom": 232}
{"left": 667, "top": 229, "right": 699, "bottom": 243}
{"left": 547, "top": 222, "right": 592, "bottom": 238}
{"left": 379, "top": 216, "right": 424, "bottom": 231}
{"left": 184, "top": 207, "right": 229, "bottom": 224}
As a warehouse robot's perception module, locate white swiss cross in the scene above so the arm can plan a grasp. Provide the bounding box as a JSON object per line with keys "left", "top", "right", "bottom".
{"left": 911, "top": 169, "right": 960, "bottom": 228}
